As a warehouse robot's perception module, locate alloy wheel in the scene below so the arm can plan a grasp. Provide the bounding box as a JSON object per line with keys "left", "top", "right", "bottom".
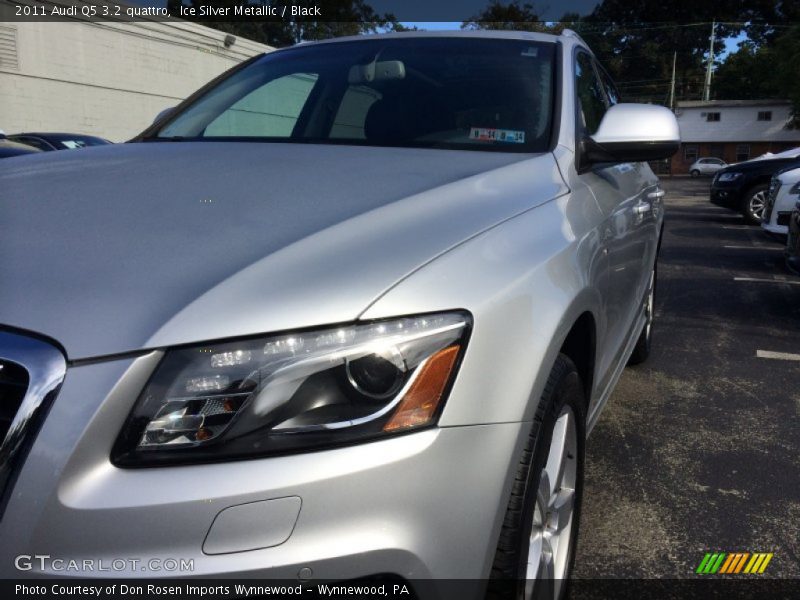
{"left": 524, "top": 407, "right": 578, "bottom": 599}
{"left": 749, "top": 191, "right": 767, "bottom": 221}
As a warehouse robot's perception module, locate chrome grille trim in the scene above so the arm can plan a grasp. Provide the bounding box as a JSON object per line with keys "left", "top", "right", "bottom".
{"left": 0, "top": 330, "right": 66, "bottom": 518}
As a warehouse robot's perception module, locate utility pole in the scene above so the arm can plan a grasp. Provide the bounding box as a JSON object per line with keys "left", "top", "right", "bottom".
{"left": 669, "top": 51, "right": 677, "bottom": 110}
{"left": 703, "top": 20, "right": 716, "bottom": 101}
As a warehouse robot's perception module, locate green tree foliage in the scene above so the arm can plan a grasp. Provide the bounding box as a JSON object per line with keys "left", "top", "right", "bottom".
{"left": 712, "top": 41, "right": 781, "bottom": 101}
{"left": 714, "top": 24, "right": 800, "bottom": 124}
{"left": 577, "top": 1, "right": 747, "bottom": 104}
{"left": 462, "top": 1, "right": 542, "bottom": 31}
{"left": 462, "top": 0, "right": 796, "bottom": 108}
{"left": 462, "top": 2, "right": 579, "bottom": 35}
{"left": 773, "top": 25, "right": 800, "bottom": 123}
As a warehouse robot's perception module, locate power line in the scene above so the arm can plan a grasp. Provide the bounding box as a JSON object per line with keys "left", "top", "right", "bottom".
{"left": 615, "top": 76, "right": 706, "bottom": 85}
{"left": 616, "top": 78, "right": 706, "bottom": 88}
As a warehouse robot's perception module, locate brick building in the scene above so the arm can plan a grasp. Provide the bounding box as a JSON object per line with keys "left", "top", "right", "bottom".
{"left": 670, "top": 100, "right": 800, "bottom": 174}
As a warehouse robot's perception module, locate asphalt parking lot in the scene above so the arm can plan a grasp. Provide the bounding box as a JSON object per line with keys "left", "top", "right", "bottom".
{"left": 571, "top": 176, "right": 800, "bottom": 579}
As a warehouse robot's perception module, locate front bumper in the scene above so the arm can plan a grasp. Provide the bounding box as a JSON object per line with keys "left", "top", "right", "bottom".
{"left": 763, "top": 186, "right": 795, "bottom": 236}
{"left": 762, "top": 219, "right": 790, "bottom": 236}
{"left": 709, "top": 182, "right": 743, "bottom": 209}
{"left": 0, "top": 353, "right": 526, "bottom": 589}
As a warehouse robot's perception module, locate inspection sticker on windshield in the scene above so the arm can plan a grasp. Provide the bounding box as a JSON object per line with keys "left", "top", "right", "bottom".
{"left": 470, "top": 127, "right": 525, "bottom": 144}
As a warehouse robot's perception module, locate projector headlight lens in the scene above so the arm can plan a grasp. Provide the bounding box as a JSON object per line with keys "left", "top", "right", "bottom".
{"left": 112, "top": 312, "right": 470, "bottom": 466}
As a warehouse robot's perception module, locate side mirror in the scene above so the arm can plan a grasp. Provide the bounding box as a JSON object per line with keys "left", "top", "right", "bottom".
{"left": 152, "top": 107, "right": 175, "bottom": 125}
{"left": 582, "top": 103, "right": 680, "bottom": 166}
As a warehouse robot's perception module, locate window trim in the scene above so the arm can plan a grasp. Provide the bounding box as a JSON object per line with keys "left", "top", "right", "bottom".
{"left": 684, "top": 144, "right": 699, "bottom": 162}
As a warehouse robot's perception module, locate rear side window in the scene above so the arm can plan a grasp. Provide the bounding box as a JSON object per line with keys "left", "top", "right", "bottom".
{"left": 575, "top": 52, "right": 608, "bottom": 135}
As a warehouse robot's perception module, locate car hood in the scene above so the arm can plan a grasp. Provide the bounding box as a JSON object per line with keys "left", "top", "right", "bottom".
{"left": 1, "top": 142, "right": 566, "bottom": 360}
{"left": 719, "top": 157, "right": 800, "bottom": 174}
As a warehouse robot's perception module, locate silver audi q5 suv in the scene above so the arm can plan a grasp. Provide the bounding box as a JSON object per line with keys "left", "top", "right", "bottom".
{"left": 0, "top": 30, "right": 678, "bottom": 597}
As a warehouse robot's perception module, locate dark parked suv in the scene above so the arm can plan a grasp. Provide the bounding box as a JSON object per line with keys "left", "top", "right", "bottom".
{"left": 711, "top": 155, "right": 800, "bottom": 224}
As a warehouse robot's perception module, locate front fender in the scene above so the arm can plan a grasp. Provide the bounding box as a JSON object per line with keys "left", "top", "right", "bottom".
{"left": 360, "top": 190, "right": 606, "bottom": 427}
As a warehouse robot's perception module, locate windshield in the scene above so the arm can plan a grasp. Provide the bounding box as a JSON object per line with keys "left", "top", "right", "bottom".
{"left": 154, "top": 38, "right": 555, "bottom": 153}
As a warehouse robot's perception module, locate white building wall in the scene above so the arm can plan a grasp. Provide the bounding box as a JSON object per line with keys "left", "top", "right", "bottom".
{"left": 0, "top": 13, "right": 273, "bottom": 141}
{"left": 676, "top": 103, "right": 800, "bottom": 144}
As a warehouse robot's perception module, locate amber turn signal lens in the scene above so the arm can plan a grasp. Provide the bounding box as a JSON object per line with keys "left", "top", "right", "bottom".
{"left": 383, "top": 345, "right": 460, "bottom": 432}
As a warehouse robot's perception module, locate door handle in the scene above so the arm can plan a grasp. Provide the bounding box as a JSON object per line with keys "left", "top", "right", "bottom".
{"left": 647, "top": 190, "right": 665, "bottom": 199}
{"left": 633, "top": 201, "right": 652, "bottom": 215}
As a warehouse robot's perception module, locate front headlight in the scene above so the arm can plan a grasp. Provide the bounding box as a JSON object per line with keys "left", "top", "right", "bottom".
{"left": 718, "top": 172, "right": 743, "bottom": 182}
{"left": 112, "top": 312, "right": 470, "bottom": 466}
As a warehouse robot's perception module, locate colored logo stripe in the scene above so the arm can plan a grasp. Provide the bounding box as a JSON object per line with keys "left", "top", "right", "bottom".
{"left": 697, "top": 552, "right": 773, "bottom": 574}
{"left": 719, "top": 553, "right": 736, "bottom": 573}
{"left": 697, "top": 553, "right": 726, "bottom": 574}
{"left": 719, "top": 553, "right": 749, "bottom": 573}
{"left": 744, "top": 553, "right": 773, "bottom": 574}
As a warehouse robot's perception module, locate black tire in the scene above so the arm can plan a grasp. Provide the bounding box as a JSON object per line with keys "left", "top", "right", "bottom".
{"left": 690, "top": 169, "right": 700, "bottom": 178}
{"left": 488, "top": 354, "right": 586, "bottom": 600}
{"left": 742, "top": 184, "right": 768, "bottom": 225}
{"left": 627, "top": 264, "right": 656, "bottom": 366}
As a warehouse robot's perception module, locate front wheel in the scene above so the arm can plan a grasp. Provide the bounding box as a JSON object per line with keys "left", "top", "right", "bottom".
{"left": 690, "top": 169, "right": 700, "bottom": 178}
{"left": 489, "top": 354, "right": 586, "bottom": 600}
{"left": 742, "top": 184, "right": 768, "bottom": 225}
